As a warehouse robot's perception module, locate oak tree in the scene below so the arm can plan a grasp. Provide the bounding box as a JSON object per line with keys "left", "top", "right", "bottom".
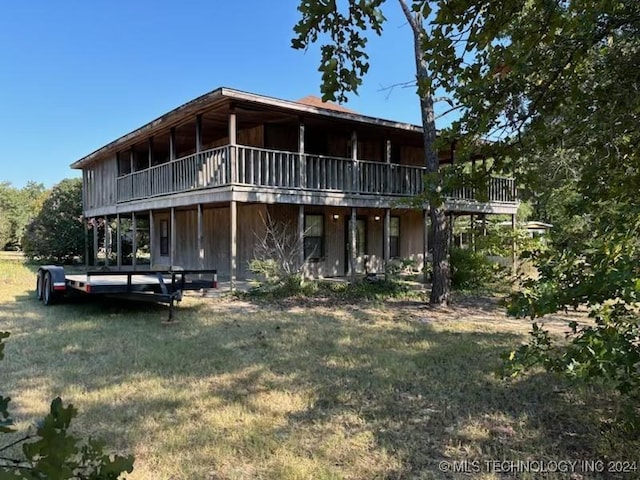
{"left": 293, "top": 0, "right": 452, "bottom": 304}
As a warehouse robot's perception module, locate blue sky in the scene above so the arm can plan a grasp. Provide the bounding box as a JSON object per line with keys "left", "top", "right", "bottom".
{"left": 0, "top": 1, "right": 440, "bottom": 189}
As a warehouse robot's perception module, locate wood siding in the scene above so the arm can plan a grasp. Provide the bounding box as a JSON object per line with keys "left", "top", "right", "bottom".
{"left": 399, "top": 209, "right": 426, "bottom": 269}
{"left": 237, "top": 125, "right": 264, "bottom": 148}
{"left": 84, "top": 155, "right": 118, "bottom": 210}
{"left": 237, "top": 204, "right": 268, "bottom": 277}
{"left": 145, "top": 203, "right": 428, "bottom": 279}
{"left": 150, "top": 204, "right": 269, "bottom": 278}
{"left": 203, "top": 206, "right": 231, "bottom": 275}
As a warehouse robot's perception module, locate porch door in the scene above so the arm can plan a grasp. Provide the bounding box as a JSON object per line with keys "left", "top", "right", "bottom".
{"left": 345, "top": 218, "right": 367, "bottom": 275}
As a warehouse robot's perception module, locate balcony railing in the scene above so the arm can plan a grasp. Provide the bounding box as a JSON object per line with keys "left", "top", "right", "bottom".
{"left": 116, "top": 145, "right": 517, "bottom": 204}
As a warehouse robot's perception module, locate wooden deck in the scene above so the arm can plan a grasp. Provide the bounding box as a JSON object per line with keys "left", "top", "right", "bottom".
{"left": 113, "top": 145, "right": 517, "bottom": 207}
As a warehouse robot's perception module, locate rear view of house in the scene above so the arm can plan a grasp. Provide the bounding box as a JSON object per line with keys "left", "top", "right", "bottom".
{"left": 73, "top": 87, "right": 518, "bottom": 285}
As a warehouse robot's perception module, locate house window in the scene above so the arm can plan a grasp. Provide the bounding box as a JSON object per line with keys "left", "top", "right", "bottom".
{"left": 160, "top": 219, "right": 169, "bottom": 256}
{"left": 304, "top": 214, "right": 324, "bottom": 260}
{"left": 117, "top": 152, "right": 131, "bottom": 176}
{"left": 390, "top": 216, "right": 400, "bottom": 258}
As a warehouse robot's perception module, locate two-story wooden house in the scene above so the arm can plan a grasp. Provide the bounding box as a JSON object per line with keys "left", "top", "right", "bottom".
{"left": 72, "top": 87, "right": 518, "bottom": 286}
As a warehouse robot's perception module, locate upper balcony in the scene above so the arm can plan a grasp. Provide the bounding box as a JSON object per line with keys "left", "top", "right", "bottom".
{"left": 114, "top": 144, "right": 517, "bottom": 213}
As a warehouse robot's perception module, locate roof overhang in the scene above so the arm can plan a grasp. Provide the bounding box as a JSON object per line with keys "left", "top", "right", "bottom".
{"left": 70, "top": 87, "right": 424, "bottom": 170}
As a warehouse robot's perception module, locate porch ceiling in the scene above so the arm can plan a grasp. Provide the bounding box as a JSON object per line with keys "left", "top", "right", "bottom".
{"left": 70, "top": 87, "right": 427, "bottom": 170}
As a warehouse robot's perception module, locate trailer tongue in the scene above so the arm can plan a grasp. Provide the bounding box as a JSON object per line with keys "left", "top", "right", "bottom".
{"left": 36, "top": 266, "right": 218, "bottom": 321}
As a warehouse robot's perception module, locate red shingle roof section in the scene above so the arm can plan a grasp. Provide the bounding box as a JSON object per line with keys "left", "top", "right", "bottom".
{"left": 296, "top": 95, "right": 357, "bottom": 114}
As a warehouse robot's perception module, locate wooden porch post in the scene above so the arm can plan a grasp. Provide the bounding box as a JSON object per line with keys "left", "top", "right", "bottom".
{"left": 132, "top": 212, "right": 137, "bottom": 271}
{"left": 384, "top": 208, "right": 390, "bottom": 281}
{"left": 423, "top": 209, "right": 429, "bottom": 284}
{"left": 230, "top": 200, "right": 237, "bottom": 291}
{"left": 349, "top": 131, "right": 358, "bottom": 280}
{"left": 385, "top": 139, "right": 392, "bottom": 194}
{"left": 470, "top": 214, "right": 476, "bottom": 252}
{"left": 351, "top": 130, "right": 358, "bottom": 192}
{"left": 169, "top": 128, "right": 176, "bottom": 161}
{"left": 298, "top": 205, "right": 305, "bottom": 274}
{"left": 116, "top": 213, "right": 122, "bottom": 269}
{"left": 298, "top": 117, "right": 305, "bottom": 188}
{"left": 148, "top": 210, "right": 154, "bottom": 268}
{"left": 170, "top": 207, "right": 176, "bottom": 268}
{"left": 195, "top": 114, "right": 203, "bottom": 153}
{"left": 229, "top": 107, "right": 237, "bottom": 184}
{"left": 511, "top": 213, "right": 517, "bottom": 276}
{"left": 104, "top": 218, "right": 111, "bottom": 267}
{"left": 349, "top": 207, "right": 357, "bottom": 282}
{"left": 84, "top": 219, "right": 89, "bottom": 268}
{"left": 93, "top": 218, "right": 99, "bottom": 267}
{"left": 147, "top": 137, "right": 153, "bottom": 195}
{"left": 197, "top": 204, "right": 204, "bottom": 270}
{"left": 449, "top": 213, "right": 455, "bottom": 248}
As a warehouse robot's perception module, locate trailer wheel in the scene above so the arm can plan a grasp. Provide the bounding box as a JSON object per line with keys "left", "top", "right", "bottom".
{"left": 43, "top": 272, "right": 55, "bottom": 306}
{"left": 36, "top": 272, "right": 43, "bottom": 301}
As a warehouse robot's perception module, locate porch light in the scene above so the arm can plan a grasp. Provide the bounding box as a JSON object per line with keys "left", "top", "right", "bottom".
{"left": 374, "top": 215, "right": 381, "bottom": 221}
{"left": 332, "top": 214, "right": 340, "bottom": 222}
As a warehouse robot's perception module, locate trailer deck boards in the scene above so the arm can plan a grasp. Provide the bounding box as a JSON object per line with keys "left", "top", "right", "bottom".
{"left": 65, "top": 273, "right": 167, "bottom": 284}
{"left": 36, "top": 266, "right": 218, "bottom": 321}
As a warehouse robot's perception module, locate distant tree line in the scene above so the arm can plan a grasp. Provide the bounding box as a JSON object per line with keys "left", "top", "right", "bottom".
{"left": 0, "top": 178, "right": 84, "bottom": 262}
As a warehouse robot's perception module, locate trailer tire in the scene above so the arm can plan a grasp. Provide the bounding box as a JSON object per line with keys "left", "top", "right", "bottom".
{"left": 36, "top": 272, "right": 43, "bottom": 301}
{"left": 43, "top": 272, "right": 55, "bottom": 306}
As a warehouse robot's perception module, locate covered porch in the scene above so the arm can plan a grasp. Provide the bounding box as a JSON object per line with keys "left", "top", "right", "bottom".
{"left": 86, "top": 200, "right": 518, "bottom": 289}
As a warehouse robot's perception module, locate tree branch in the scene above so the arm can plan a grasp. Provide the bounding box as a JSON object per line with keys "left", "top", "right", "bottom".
{"left": 397, "top": 0, "right": 421, "bottom": 36}
{"left": 0, "top": 434, "right": 32, "bottom": 453}
{"left": 435, "top": 104, "right": 464, "bottom": 120}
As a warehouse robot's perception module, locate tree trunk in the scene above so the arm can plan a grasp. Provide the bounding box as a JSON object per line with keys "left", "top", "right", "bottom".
{"left": 399, "top": 0, "right": 450, "bottom": 305}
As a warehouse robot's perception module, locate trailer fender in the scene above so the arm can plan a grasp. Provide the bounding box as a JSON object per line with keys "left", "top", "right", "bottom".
{"left": 37, "top": 266, "right": 67, "bottom": 305}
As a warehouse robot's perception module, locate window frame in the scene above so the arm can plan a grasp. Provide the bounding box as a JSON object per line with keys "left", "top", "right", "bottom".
{"left": 304, "top": 214, "right": 325, "bottom": 261}
{"left": 159, "top": 219, "right": 169, "bottom": 256}
{"left": 389, "top": 216, "right": 400, "bottom": 258}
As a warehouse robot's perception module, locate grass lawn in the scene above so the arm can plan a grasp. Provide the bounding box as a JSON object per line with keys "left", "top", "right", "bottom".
{"left": 0, "top": 257, "right": 637, "bottom": 479}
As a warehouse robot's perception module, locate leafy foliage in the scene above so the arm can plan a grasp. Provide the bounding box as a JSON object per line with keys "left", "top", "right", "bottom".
{"left": 393, "top": 0, "right": 640, "bottom": 404}
{"left": 503, "top": 202, "right": 640, "bottom": 400}
{"left": 292, "top": 0, "right": 386, "bottom": 104}
{"left": 0, "top": 332, "right": 134, "bottom": 478}
{"left": 0, "top": 181, "right": 46, "bottom": 250}
{"left": 502, "top": 301, "right": 640, "bottom": 400}
{"left": 449, "top": 247, "right": 498, "bottom": 290}
{"left": 22, "top": 178, "right": 85, "bottom": 263}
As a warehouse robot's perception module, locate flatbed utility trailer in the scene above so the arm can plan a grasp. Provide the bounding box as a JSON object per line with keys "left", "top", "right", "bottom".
{"left": 36, "top": 266, "right": 218, "bottom": 321}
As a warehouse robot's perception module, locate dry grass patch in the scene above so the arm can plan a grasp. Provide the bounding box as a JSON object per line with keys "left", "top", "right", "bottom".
{"left": 0, "top": 259, "right": 637, "bottom": 479}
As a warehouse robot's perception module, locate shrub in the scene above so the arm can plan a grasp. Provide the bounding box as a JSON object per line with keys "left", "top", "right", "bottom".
{"left": 502, "top": 202, "right": 640, "bottom": 411}
{"left": 385, "top": 257, "right": 420, "bottom": 279}
{"left": 249, "top": 213, "right": 306, "bottom": 292}
{"left": 449, "top": 247, "right": 499, "bottom": 290}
